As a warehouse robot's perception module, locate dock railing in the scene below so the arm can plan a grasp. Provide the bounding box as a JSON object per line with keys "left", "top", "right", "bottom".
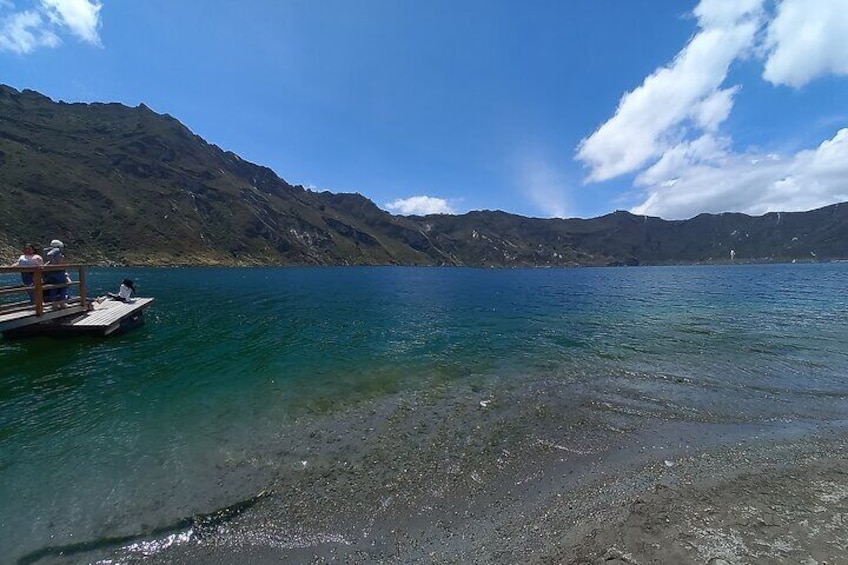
{"left": 0, "top": 264, "right": 88, "bottom": 318}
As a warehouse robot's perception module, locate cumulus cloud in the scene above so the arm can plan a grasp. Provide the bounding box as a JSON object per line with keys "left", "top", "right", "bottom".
{"left": 762, "top": 0, "right": 848, "bottom": 87}
{"left": 577, "top": 0, "right": 848, "bottom": 220}
{"left": 385, "top": 195, "right": 455, "bottom": 216}
{"left": 0, "top": 9, "right": 58, "bottom": 52}
{"left": 0, "top": 0, "right": 101, "bottom": 53}
{"left": 576, "top": 1, "right": 763, "bottom": 182}
{"left": 632, "top": 128, "right": 848, "bottom": 219}
{"left": 693, "top": 86, "right": 739, "bottom": 132}
{"left": 636, "top": 133, "right": 730, "bottom": 188}
{"left": 41, "top": 0, "right": 101, "bottom": 44}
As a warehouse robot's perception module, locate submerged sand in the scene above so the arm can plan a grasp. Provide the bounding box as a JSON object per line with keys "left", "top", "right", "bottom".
{"left": 25, "top": 376, "right": 848, "bottom": 565}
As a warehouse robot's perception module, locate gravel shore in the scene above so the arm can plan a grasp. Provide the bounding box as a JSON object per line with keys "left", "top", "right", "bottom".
{"left": 28, "top": 377, "right": 848, "bottom": 565}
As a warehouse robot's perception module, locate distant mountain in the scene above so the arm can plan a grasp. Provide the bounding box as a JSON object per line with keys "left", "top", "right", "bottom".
{"left": 2, "top": 84, "right": 846, "bottom": 267}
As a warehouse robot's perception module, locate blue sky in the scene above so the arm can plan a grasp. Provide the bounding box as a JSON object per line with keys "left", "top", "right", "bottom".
{"left": 2, "top": 0, "right": 847, "bottom": 220}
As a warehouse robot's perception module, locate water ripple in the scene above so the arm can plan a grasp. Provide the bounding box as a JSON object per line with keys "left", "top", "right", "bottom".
{"left": 2, "top": 264, "right": 848, "bottom": 561}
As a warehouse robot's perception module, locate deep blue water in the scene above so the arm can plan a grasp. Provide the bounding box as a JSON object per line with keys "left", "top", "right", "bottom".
{"left": 1, "top": 264, "right": 847, "bottom": 560}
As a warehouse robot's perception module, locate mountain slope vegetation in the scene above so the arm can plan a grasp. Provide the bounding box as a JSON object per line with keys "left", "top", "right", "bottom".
{"left": 1, "top": 84, "right": 846, "bottom": 266}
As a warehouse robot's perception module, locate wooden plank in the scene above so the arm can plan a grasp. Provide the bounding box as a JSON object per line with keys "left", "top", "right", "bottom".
{"left": 0, "top": 300, "right": 32, "bottom": 314}
{"left": 0, "top": 304, "right": 88, "bottom": 332}
{"left": 69, "top": 298, "right": 154, "bottom": 328}
{"left": 0, "top": 281, "right": 79, "bottom": 296}
{"left": 0, "top": 298, "right": 85, "bottom": 322}
{"left": 0, "top": 285, "right": 31, "bottom": 296}
{"left": 0, "top": 264, "right": 87, "bottom": 273}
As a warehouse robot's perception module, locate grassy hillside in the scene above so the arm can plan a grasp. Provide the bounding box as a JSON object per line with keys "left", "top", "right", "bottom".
{"left": 2, "top": 84, "right": 846, "bottom": 267}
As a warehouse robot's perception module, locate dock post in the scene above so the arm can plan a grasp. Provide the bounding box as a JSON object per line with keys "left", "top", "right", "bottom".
{"left": 78, "top": 267, "right": 87, "bottom": 309}
{"left": 34, "top": 269, "right": 44, "bottom": 316}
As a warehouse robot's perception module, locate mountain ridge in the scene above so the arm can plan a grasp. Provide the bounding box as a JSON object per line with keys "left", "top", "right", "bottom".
{"left": 2, "top": 84, "right": 846, "bottom": 267}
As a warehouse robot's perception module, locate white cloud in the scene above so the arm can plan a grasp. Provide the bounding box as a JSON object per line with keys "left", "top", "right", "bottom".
{"left": 577, "top": 0, "right": 848, "bottom": 221}
{"left": 0, "top": 0, "right": 101, "bottom": 53}
{"left": 385, "top": 195, "right": 455, "bottom": 216}
{"left": 694, "top": 0, "right": 764, "bottom": 27}
{"left": 693, "top": 86, "right": 739, "bottom": 131}
{"left": 40, "top": 0, "right": 102, "bottom": 45}
{"left": 576, "top": 2, "right": 763, "bottom": 182}
{"left": 632, "top": 128, "right": 848, "bottom": 219}
{"left": 762, "top": 0, "right": 848, "bottom": 87}
{"left": 0, "top": 9, "right": 58, "bottom": 53}
{"left": 636, "top": 133, "right": 729, "bottom": 188}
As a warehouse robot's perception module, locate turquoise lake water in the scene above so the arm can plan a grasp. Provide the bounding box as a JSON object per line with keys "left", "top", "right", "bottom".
{"left": 2, "top": 264, "right": 848, "bottom": 561}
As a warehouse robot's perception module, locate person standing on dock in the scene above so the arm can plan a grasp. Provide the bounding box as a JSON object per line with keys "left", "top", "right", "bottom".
{"left": 11, "top": 243, "right": 43, "bottom": 304}
{"left": 43, "top": 239, "right": 70, "bottom": 307}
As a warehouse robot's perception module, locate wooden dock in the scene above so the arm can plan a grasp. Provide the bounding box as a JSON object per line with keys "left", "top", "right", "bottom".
{"left": 0, "top": 265, "right": 154, "bottom": 338}
{"left": 0, "top": 300, "right": 89, "bottom": 332}
{"left": 61, "top": 297, "right": 155, "bottom": 336}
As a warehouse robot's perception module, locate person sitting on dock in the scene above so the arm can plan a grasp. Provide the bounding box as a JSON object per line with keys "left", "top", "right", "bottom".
{"left": 11, "top": 243, "right": 43, "bottom": 303}
{"left": 107, "top": 279, "right": 136, "bottom": 303}
{"left": 43, "top": 239, "right": 71, "bottom": 307}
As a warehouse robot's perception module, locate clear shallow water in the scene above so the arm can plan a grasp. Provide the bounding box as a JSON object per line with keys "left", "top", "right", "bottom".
{"left": 2, "top": 264, "right": 848, "bottom": 560}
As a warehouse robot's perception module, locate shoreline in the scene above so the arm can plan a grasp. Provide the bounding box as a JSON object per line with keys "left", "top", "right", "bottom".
{"left": 26, "top": 377, "right": 847, "bottom": 564}
{"left": 1, "top": 252, "right": 834, "bottom": 270}
{"left": 164, "top": 420, "right": 848, "bottom": 565}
